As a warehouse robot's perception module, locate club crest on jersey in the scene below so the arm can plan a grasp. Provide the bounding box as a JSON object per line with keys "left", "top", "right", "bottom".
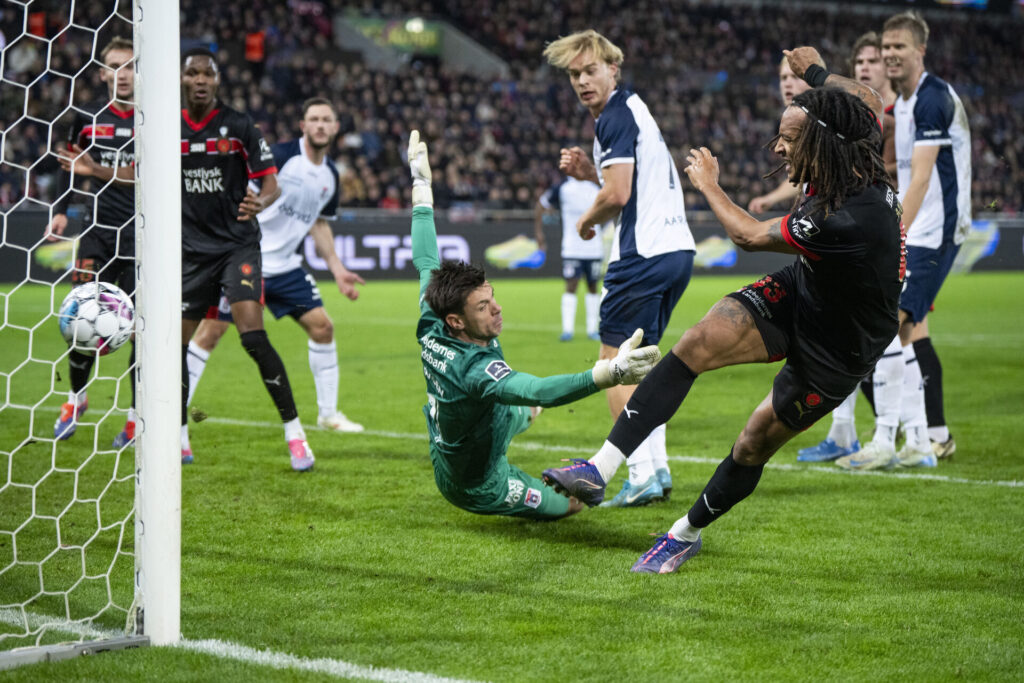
{"left": 485, "top": 360, "right": 512, "bottom": 381}
{"left": 215, "top": 126, "right": 231, "bottom": 155}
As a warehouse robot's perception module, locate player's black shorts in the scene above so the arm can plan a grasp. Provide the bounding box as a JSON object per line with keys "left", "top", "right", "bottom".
{"left": 728, "top": 266, "right": 864, "bottom": 431}
{"left": 71, "top": 229, "right": 136, "bottom": 297}
{"left": 181, "top": 244, "right": 263, "bottom": 320}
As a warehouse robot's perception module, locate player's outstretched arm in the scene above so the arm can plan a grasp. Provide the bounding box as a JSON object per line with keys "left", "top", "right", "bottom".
{"left": 685, "top": 147, "right": 798, "bottom": 255}
{"left": 784, "top": 47, "right": 883, "bottom": 121}
{"left": 408, "top": 130, "right": 440, "bottom": 300}
{"left": 311, "top": 218, "right": 364, "bottom": 301}
{"left": 490, "top": 329, "right": 662, "bottom": 408}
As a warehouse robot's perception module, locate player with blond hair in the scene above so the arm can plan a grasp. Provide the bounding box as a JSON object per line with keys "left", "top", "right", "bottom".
{"left": 543, "top": 30, "right": 696, "bottom": 507}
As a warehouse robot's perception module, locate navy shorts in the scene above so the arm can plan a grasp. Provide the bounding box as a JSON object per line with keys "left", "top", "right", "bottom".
{"left": 214, "top": 267, "right": 323, "bottom": 322}
{"left": 562, "top": 258, "right": 601, "bottom": 286}
{"left": 901, "top": 242, "right": 959, "bottom": 323}
{"left": 599, "top": 250, "right": 694, "bottom": 347}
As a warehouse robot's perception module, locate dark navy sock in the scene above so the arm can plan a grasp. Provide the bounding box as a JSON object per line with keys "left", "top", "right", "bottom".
{"left": 240, "top": 330, "right": 298, "bottom": 422}
{"left": 68, "top": 349, "right": 94, "bottom": 394}
{"left": 913, "top": 337, "right": 945, "bottom": 428}
{"left": 686, "top": 451, "right": 765, "bottom": 528}
{"left": 607, "top": 352, "right": 698, "bottom": 456}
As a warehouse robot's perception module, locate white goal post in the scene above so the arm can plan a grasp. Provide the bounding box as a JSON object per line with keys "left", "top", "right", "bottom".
{"left": 0, "top": 0, "right": 180, "bottom": 668}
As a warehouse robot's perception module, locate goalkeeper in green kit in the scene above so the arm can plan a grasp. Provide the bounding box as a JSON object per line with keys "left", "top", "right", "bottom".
{"left": 407, "top": 131, "right": 662, "bottom": 519}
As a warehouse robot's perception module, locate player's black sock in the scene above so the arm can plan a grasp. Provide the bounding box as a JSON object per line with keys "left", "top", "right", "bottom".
{"left": 239, "top": 330, "right": 298, "bottom": 422}
{"left": 913, "top": 337, "right": 945, "bottom": 428}
{"left": 181, "top": 343, "right": 189, "bottom": 426}
{"left": 128, "top": 340, "right": 137, "bottom": 409}
{"left": 686, "top": 450, "right": 764, "bottom": 528}
{"left": 607, "top": 352, "right": 697, "bottom": 456}
{"left": 68, "top": 349, "right": 94, "bottom": 394}
{"left": 859, "top": 373, "right": 876, "bottom": 416}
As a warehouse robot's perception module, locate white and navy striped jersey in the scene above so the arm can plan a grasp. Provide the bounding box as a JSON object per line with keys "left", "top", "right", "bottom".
{"left": 592, "top": 89, "right": 694, "bottom": 265}
{"left": 258, "top": 137, "right": 339, "bottom": 277}
{"left": 894, "top": 72, "right": 972, "bottom": 249}
{"left": 539, "top": 177, "right": 605, "bottom": 260}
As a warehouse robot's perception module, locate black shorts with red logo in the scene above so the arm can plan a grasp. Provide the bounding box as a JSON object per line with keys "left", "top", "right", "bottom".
{"left": 727, "top": 265, "right": 864, "bottom": 431}
{"left": 181, "top": 244, "right": 263, "bottom": 320}
{"left": 72, "top": 228, "right": 135, "bottom": 298}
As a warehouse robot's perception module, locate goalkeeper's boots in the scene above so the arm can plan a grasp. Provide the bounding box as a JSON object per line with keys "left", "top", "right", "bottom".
{"left": 289, "top": 439, "right": 315, "bottom": 472}
{"left": 797, "top": 437, "right": 861, "bottom": 462}
{"left": 655, "top": 468, "right": 673, "bottom": 500}
{"left": 112, "top": 419, "right": 136, "bottom": 449}
{"left": 542, "top": 458, "right": 606, "bottom": 507}
{"left": 587, "top": 331, "right": 601, "bottom": 342}
{"left": 631, "top": 533, "right": 702, "bottom": 574}
{"left": 559, "top": 332, "right": 573, "bottom": 342}
{"left": 897, "top": 442, "right": 938, "bottom": 468}
{"left": 54, "top": 400, "right": 88, "bottom": 441}
{"left": 600, "top": 475, "right": 664, "bottom": 508}
{"left": 317, "top": 412, "right": 364, "bottom": 433}
{"left": 181, "top": 447, "right": 193, "bottom": 465}
{"left": 835, "top": 441, "right": 897, "bottom": 471}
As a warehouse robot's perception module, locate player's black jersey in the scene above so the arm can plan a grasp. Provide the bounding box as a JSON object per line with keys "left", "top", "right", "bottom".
{"left": 781, "top": 181, "right": 905, "bottom": 377}
{"left": 180, "top": 103, "right": 277, "bottom": 255}
{"left": 54, "top": 102, "right": 136, "bottom": 232}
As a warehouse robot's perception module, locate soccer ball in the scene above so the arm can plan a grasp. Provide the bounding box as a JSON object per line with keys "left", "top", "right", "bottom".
{"left": 57, "top": 282, "right": 134, "bottom": 355}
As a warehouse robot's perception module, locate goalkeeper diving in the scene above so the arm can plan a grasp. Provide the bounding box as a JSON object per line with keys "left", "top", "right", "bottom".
{"left": 408, "top": 130, "right": 662, "bottom": 519}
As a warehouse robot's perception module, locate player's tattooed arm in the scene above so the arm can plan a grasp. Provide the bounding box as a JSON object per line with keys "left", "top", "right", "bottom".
{"left": 761, "top": 217, "right": 798, "bottom": 254}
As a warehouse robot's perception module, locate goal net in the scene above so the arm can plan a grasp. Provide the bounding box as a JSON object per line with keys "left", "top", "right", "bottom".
{"left": 0, "top": 0, "right": 180, "bottom": 667}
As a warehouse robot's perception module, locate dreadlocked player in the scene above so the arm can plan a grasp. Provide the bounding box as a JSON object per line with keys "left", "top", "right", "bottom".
{"left": 543, "top": 46, "right": 905, "bottom": 573}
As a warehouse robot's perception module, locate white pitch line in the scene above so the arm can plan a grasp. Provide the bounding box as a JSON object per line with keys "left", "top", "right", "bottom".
{"left": 0, "top": 609, "right": 483, "bottom": 683}
{"left": 201, "top": 415, "right": 1024, "bottom": 489}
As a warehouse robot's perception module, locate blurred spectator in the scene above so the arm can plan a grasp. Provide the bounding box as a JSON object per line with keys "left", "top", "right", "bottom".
{"left": 2, "top": 0, "right": 1022, "bottom": 213}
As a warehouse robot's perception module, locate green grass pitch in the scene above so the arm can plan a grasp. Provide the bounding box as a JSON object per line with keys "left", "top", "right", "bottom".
{"left": 1, "top": 272, "right": 1022, "bottom": 681}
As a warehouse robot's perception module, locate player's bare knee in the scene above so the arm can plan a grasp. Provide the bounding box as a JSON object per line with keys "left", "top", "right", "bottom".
{"left": 301, "top": 309, "right": 333, "bottom": 343}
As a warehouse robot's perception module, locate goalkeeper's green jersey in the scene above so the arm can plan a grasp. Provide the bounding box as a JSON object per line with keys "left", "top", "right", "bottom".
{"left": 412, "top": 206, "right": 600, "bottom": 499}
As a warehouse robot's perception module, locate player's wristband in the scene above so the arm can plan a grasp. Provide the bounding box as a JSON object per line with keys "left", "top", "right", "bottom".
{"left": 803, "top": 64, "right": 829, "bottom": 88}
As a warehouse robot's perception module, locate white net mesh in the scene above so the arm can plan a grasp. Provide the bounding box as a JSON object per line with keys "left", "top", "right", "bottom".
{"left": 0, "top": 0, "right": 139, "bottom": 650}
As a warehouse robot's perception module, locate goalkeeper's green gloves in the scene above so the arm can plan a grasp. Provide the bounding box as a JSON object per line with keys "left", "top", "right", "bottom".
{"left": 592, "top": 328, "right": 662, "bottom": 389}
{"left": 407, "top": 129, "right": 433, "bottom": 207}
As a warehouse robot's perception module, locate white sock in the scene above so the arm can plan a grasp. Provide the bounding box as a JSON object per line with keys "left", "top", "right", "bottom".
{"left": 669, "top": 515, "right": 701, "bottom": 542}
{"left": 901, "top": 344, "right": 929, "bottom": 449}
{"left": 827, "top": 392, "right": 858, "bottom": 448}
{"left": 871, "top": 335, "right": 903, "bottom": 449}
{"left": 929, "top": 426, "right": 950, "bottom": 443}
{"left": 126, "top": 407, "right": 136, "bottom": 423}
{"left": 308, "top": 339, "right": 339, "bottom": 419}
{"left": 584, "top": 293, "right": 601, "bottom": 335}
{"left": 186, "top": 341, "right": 210, "bottom": 406}
{"left": 649, "top": 424, "right": 668, "bottom": 472}
{"left": 68, "top": 389, "right": 88, "bottom": 407}
{"left": 627, "top": 435, "right": 656, "bottom": 484}
{"left": 561, "top": 292, "right": 576, "bottom": 335}
{"left": 589, "top": 441, "right": 626, "bottom": 484}
{"left": 180, "top": 424, "right": 191, "bottom": 451}
{"left": 284, "top": 417, "right": 305, "bottom": 442}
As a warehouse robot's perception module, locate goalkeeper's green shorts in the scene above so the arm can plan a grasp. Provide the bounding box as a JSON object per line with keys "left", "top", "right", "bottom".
{"left": 434, "top": 406, "right": 571, "bottom": 519}
{"left": 437, "top": 463, "right": 571, "bottom": 520}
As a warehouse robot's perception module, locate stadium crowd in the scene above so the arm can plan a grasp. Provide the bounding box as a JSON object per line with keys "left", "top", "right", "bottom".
{"left": 1, "top": 0, "right": 1021, "bottom": 214}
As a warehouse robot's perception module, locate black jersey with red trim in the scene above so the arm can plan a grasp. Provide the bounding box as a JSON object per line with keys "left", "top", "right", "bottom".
{"left": 54, "top": 102, "right": 135, "bottom": 231}
{"left": 180, "top": 104, "right": 277, "bottom": 255}
{"left": 780, "top": 181, "right": 905, "bottom": 378}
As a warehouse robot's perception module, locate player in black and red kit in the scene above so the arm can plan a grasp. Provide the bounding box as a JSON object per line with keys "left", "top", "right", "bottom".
{"left": 179, "top": 47, "right": 314, "bottom": 471}
{"left": 47, "top": 37, "right": 138, "bottom": 448}
{"left": 543, "top": 47, "right": 905, "bottom": 572}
